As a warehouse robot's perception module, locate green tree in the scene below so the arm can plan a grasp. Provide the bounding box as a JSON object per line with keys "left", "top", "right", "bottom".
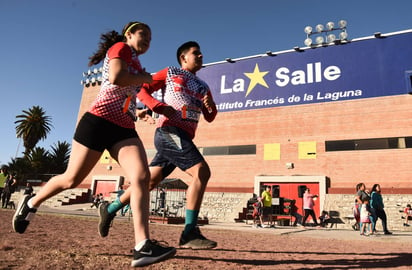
{"left": 49, "top": 141, "right": 70, "bottom": 174}
{"left": 15, "top": 106, "right": 53, "bottom": 157}
{"left": 27, "top": 147, "right": 50, "bottom": 178}
{"left": 7, "top": 141, "right": 71, "bottom": 184}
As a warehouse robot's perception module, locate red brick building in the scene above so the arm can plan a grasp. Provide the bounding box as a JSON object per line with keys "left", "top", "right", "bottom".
{"left": 78, "top": 30, "right": 412, "bottom": 221}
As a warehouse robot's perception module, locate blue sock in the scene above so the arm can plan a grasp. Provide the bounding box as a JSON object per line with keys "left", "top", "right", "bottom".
{"left": 107, "top": 198, "right": 124, "bottom": 214}
{"left": 183, "top": 209, "right": 199, "bottom": 235}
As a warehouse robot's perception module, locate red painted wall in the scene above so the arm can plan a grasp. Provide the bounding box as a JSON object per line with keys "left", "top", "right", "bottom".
{"left": 262, "top": 182, "right": 320, "bottom": 217}
{"left": 94, "top": 180, "right": 117, "bottom": 198}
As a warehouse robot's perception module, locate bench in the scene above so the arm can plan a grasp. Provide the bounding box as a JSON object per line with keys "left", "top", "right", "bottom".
{"left": 344, "top": 214, "right": 359, "bottom": 230}
{"left": 246, "top": 211, "right": 292, "bottom": 226}
{"left": 271, "top": 214, "right": 292, "bottom": 226}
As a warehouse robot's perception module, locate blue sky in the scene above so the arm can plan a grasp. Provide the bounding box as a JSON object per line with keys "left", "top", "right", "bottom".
{"left": 0, "top": 0, "right": 411, "bottom": 165}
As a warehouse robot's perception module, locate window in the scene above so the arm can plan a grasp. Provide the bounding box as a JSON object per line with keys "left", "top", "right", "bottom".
{"left": 326, "top": 137, "right": 412, "bottom": 152}
{"left": 203, "top": 145, "right": 256, "bottom": 156}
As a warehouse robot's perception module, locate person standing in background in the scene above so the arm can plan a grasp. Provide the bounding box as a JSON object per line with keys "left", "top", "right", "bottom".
{"left": 2, "top": 172, "right": 16, "bottom": 208}
{"left": 370, "top": 184, "right": 392, "bottom": 235}
{"left": 0, "top": 166, "right": 10, "bottom": 206}
{"left": 403, "top": 204, "right": 412, "bottom": 227}
{"left": 23, "top": 183, "right": 34, "bottom": 196}
{"left": 360, "top": 197, "right": 373, "bottom": 236}
{"left": 261, "top": 186, "right": 273, "bottom": 228}
{"left": 354, "top": 182, "right": 370, "bottom": 230}
{"left": 301, "top": 188, "right": 320, "bottom": 227}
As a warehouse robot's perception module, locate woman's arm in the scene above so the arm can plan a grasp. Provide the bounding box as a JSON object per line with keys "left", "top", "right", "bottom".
{"left": 109, "top": 58, "right": 152, "bottom": 86}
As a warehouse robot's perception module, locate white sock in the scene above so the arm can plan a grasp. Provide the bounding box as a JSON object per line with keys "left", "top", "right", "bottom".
{"left": 27, "top": 198, "right": 38, "bottom": 209}
{"left": 135, "top": 239, "right": 149, "bottom": 251}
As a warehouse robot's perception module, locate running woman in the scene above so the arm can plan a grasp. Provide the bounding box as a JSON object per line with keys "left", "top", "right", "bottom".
{"left": 98, "top": 41, "right": 218, "bottom": 249}
{"left": 12, "top": 21, "right": 176, "bottom": 267}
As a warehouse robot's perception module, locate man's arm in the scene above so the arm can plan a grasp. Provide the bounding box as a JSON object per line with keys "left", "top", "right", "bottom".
{"left": 137, "top": 68, "right": 169, "bottom": 113}
{"left": 202, "top": 90, "right": 217, "bottom": 122}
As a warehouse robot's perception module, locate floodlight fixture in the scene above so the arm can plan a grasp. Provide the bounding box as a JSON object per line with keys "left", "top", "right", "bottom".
{"left": 339, "top": 31, "right": 348, "bottom": 40}
{"left": 326, "top": 33, "right": 336, "bottom": 43}
{"left": 266, "top": 51, "right": 276, "bottom": 56}
{"left": 304, "top": 26, "right": 312, "bottom": 34}
{"left": 326, "top": 21, "right": 334, "bottom": 30}
{"left": 338, "top": 20, "right": 347, "bottom": 28}
{"left": 225, "top": 58, "right": 235, "bottom": 63}
{"left": 315, "top": 36, "right": 324, "bottom": 44}
{"left": 315, "top": 24, "right": 324, "bottom": 32}
{"left": 303, "top": 19, "right": 348, "bottom": 47}
{"left": 304, "top": 38, "right": 313, "bottom": 46}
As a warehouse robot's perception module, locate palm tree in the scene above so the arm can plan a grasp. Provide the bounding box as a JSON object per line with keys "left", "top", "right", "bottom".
{"left": 15, "top": 106, "right": 53, "bottom": 157}
{"left": 49, "top": 141, "right": 70, "bottom": 174}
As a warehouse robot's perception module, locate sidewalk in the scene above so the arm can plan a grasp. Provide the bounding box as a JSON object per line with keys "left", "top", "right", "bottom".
{"left": 39, "top": 203, "right": 412, "bottom": 243}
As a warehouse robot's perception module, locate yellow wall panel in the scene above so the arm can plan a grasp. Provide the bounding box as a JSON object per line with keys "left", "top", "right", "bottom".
{"left": 298, "top": 141, "right": 317, "bottom": 159}
{"left": 264, "top": 143, "right": 280, "bottom": 160}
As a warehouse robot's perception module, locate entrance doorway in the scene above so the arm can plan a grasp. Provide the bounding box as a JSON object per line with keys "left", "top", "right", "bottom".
{"left": 255, "top": 175, "right": 326, "bottom": 219}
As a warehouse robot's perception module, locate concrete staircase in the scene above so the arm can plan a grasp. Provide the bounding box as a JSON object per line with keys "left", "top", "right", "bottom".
{"left": 11, "top": 187, "right": 90, "bottom": 208}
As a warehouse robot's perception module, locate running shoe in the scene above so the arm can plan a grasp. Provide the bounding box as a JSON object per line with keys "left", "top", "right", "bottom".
{"left": 13, "top": 194, "right": 37, "bottom": 234}
{"left": 98, "top": 201, "right": 116, "bottom": 237}
{"left": 131, "top": 240, "right": 176, "bottom": 267}
{"left": 179, "top": 227, "right": 217, "bottom": 249}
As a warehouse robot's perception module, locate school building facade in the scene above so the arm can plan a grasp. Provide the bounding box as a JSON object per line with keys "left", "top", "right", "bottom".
{"left": 77, "top": 29, "right": 412, "bottom": 228}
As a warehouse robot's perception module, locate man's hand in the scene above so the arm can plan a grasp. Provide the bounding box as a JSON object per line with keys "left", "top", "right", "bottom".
{"left": 136, "top": 108, "right": 155, "bottom": 124}
{"left": 203, "top": 94, "right": 215, "bottom": 112}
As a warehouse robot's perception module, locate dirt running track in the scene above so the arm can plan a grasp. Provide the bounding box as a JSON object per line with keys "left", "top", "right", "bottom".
{"left": 1, "top": 209, "right": 412, "bottom": 270}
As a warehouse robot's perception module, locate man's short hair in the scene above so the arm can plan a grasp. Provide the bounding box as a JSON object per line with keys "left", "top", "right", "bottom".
{"left": 176, "top": 41, "right": 200, "bottom": 65}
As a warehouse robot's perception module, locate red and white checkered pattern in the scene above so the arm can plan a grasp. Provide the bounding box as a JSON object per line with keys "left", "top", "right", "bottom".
{"left": 89, "top": 42, "right": 143, "bottom": 128}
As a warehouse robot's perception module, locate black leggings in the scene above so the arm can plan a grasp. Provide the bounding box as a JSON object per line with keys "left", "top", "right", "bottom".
{"left": 302, "top": 209, "right": 319, "bottom": 226}
{"left": 375, "top": 209, "right": 389, "bottom": 232}
{"left": 1, "top": 191, "right": 11, "bottom": 208}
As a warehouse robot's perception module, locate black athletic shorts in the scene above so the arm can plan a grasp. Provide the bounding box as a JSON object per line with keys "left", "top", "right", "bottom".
{"left": 74, "top": 112, "right": 138, "bottom": 152}
{"left": 150, "top": 126, "right": 204, "bottom": 178}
